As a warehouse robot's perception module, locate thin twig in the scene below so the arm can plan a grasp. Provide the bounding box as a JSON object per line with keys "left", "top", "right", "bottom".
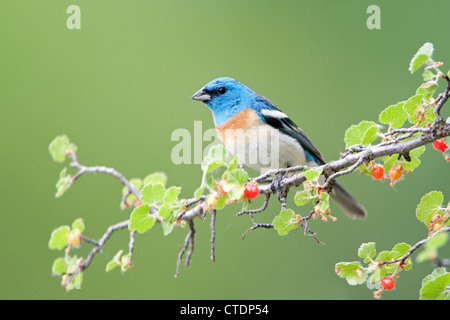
{"left": 210, "top": 210, "right": 216, "bottom": 262}
{"left": 378, "top": 227, "right": 450, "bottom": 266}
{"left": 236, "top": 194, "right": 270, "bottom": 216}
{"left": 66, "top": 220, "right": 130, "bottom": 284}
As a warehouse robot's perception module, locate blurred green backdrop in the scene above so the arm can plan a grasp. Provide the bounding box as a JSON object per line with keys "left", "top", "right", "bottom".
{"left": 1, "top": 0, "right": 449, "bottom": 300}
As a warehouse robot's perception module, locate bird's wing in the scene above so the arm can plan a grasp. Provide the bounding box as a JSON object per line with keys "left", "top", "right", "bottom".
{"left": 253, "top": 95, "right": 326, "bottom": 165}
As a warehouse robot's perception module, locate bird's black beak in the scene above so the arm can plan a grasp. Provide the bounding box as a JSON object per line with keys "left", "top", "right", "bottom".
{"left": 191, "top": 87, "right": 211, "bottom": 102}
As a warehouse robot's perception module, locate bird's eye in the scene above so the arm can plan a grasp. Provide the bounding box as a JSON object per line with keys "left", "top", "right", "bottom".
{"left": 218, "top": 87, "right": 227, "bottom": 94}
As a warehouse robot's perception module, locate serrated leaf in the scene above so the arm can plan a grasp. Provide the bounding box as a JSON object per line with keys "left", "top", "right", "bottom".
{"left": 49, "top": 225, "right": 70, "bottom": 250}
{"left": 272, "top": 209, "right": 298, "bottom": 236}
{"left": 55, "top": 168, "right": 72, "bottom": 198}
{"left": 201, "top": 144, "right": 228, "bottom": 173}
{"left": 294, "top": 190, "right": 314, "bottom": 206}
{"left": 158, "top": 203, "right": 172, "bottom": 220}
{"left": 49, "top": 135, "right": 70, "bottom": 162}
{"left": 335, "top": 261, "right": 368, "bottom": 285}
{"left": 227, "top": 169, "right": 248, "bottom": 185}
{"left": 163, "top": 186, "right": 181, "bottom": 205}
{"left": 379, "top": 102, "right": 407, "bottom": 129}
{"left": 141, "top": 183, "right": 166, "bottom": 205}
{"left": 420, "top": 267, "right": 450, "bottom": 300}
{"left": 52, "top": 257, "right": 68, "bottom": 276}
{"left": 106, "top": 250, "right": 123, "bottom": 272}
{"left": 344, "top": 121, "right": 379, "bottom": 148}
{"left": 143, "top": 172, "right": 168, "bottom": 186}
{"left": 71, "top": 218, "right": 85, "bottom": 234}
{"left": 403, "top": 94, "right": 424, "bottom": 123}
{"left": 409, "top": 42, "right": 434, "bottom": 74}
{"left": 382, "top": 154, "right": 397, "bottom": 172}
{"left": 129, "top": 204, "right": 155, "bottom": 234}
{"left": 422, "top": 70, "right": 435, "bottom": 81}
{"left": 303, "top": 168, "right": 323, "bottom": 182}
{"left": 317, "top": 192, "right": 330, "bottom": 213}
{"left": 416, "top": 191, "right": 444, "bottom": 226}
{"left": 358, "top": 242, "right": 376, "bottom": 263}
{"left": 401, "top": 146, "right": 425, "bottom": 172}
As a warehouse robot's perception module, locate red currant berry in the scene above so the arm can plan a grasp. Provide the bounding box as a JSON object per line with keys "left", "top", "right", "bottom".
{"left": 244, "top": 182, "right": 259, "bottom": 199}
{"left": 380, "top": 276, "right": 395, "bottom": 291}
{"left": 389, "top": 166, "right": 402, "bottom": 181}
{"left": 371, "top": 164, "right": 384, "bottom": 180}
{"left": 433, "top": 139, "right": 449, "bottom": 152}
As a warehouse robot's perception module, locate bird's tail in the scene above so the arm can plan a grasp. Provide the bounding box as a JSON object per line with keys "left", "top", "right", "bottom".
{"left": 331, "top": 182, "right": 367, "bottom": 219}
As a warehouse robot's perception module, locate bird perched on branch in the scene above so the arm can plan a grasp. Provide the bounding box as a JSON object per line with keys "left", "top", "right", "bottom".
{"left": 192, "top": 77, "right": 366, "bottom": 219}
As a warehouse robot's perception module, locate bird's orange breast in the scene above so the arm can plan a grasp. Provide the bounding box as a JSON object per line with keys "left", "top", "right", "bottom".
{"left": 215, "top": 108, "right": 261, "bottom": 144}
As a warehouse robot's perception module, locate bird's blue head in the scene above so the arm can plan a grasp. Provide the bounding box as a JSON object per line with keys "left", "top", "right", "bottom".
{"left": 191, "top": 77, "right": 257, "bottom": 126}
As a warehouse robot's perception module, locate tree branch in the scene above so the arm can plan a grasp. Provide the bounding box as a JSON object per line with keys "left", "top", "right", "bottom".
{"left": 378, "top": 227, "right": 450, "bottom": 267}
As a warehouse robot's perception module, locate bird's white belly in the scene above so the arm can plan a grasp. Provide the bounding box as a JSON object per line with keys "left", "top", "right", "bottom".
{"left": 220, "top": 124, "right": 311, "bottom": 173}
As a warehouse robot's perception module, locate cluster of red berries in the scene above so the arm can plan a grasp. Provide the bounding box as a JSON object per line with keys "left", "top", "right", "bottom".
{"left": 370, "top": 163, "right": 403, "bottom": 187}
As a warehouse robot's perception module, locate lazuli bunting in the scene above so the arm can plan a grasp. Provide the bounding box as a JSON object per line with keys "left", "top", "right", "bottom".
{"left": 192, "top": 77, "right": 366, "bottom": 219}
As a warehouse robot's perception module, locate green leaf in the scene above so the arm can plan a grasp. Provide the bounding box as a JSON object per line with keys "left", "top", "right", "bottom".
{"left": 409, "top": 42, "right": 434, "bottom": 74}
{"left": 66, "top": 271, "right": 83, "bottom": 291}
{"left": 201, "top": 144, "right": 228, "bottom": 173}
{"left": 227, "top": 169, "right": 248, "bottom": 185}
{"left": 416, "top": 191, "right": 444, "bottom": 226}
{"left": 317, "top": 192, "right": 330, "bottom": 213}
{"left": 344, "top": 121, "right": 379, "bottom": 148}
{"left": 379, "top": 102, "right": 407, "bottom": 129}
{"left": 294, "top": 190, "right": 314, "bottom": 206}
{"left": 141, "top": 183, "right": 166, "bottom": 205}
{"left": 422, "top": 70, "right": 435, "bottom": 81}
{"left": 400, "top": 146, "right": 425, "bottom": 172}
{"left": 163, "top": 186, "right": 181, "bottom": 205}
{"left": 358, "top": 242, "right": 376, "bottom": 263}
{"left": 129, "top": 204, "right": 156, "bottom": 234}
{"left": 403, "top": 94, "right": 424, "bottom": 124}
{"left": 143, "top": 172, "right": 168, "bottom": 186}
{"left": 272, "top": 209, "right": 298, "bottom": 236}
{"left": 161, "top": 219, "right": 176, "bottom": 236}
{"left": 194, "top": 185, "right": 206, "bottom": 199}
{"left": 382, "top": 154, "right": 397, "bottom": 172}
{"left": 71, "top": 218, "right": 85, "bottom": 234}
{"left": 106, "top": 250, "right": 123, "bottom": 272}
{"left": 227, "top": 186, "right": 245, "bottom": 201}
{"left": 417, "top": 232, "right": 449, "bottom": 263}
{"left": 55, "top": 168, "right": 72, "bottom": 198}
{"left": 227, "top": 156, "right": 239, "bottom": 172}
{"left": 52, "top": 257, "right": 68, "bottom": 276}
{"left": 49, "top": 135, "right": 70, "bottom": 162}
{"left": 49, "top": 225, "right": 70, "bottom": 250}
{"left": 335, "top": 261, "right": 368, "bottom": 285}
{"left": 158, "top": 203, "right": 172, "bottom": 220}
{"left": 303, "top": 168, "right": 323, "bottom": 182}
{"left": 420, "top": 267, "right": 450, "bottom": 300}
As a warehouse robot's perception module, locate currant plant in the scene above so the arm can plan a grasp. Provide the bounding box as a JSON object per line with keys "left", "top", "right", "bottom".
{"left": 334, "top": 43, "right": 450, "bottom": 299}
{"left": 48, "top": 43, "right": 450, "bottom": 298}
{"left": 335, "top": 191, "right": 450, "bottom": 299}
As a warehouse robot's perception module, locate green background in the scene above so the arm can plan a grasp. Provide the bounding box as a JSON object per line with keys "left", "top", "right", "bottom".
{"left": 1, "top": 0, "right": 449, "bottom": 300}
